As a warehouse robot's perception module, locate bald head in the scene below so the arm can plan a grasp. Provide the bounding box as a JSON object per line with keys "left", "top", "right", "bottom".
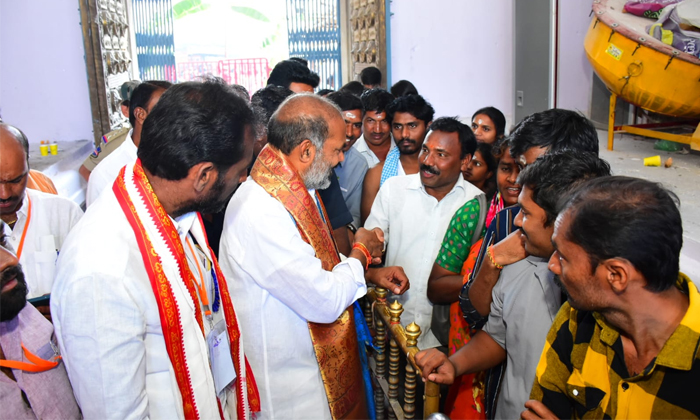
{"left": 267, "top": 94, "right": 343, "bottom": 155}
{"left": 0, "top": 124, "right": 30, "bottom": 220}
{"left": 0, "top": 123, "right": 29, "bottom": 161}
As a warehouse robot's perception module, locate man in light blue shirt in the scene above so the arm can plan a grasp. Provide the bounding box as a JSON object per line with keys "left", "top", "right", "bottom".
{"left": 327, "top": 91, "right": 369, "bottom": 228}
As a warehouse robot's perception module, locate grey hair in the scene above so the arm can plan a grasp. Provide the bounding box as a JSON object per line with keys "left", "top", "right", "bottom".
{"left": 266, "top": 94, "right": 340, "bottom": 155}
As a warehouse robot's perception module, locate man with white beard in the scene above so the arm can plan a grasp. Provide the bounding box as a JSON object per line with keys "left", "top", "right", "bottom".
{"left": 219, "top": 94, "right": 410, "bottom": 419}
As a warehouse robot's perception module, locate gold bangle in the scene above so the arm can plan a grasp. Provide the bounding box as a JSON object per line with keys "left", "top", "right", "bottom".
{"left": 487, "top": 245, "right": 504, "bottom": 270}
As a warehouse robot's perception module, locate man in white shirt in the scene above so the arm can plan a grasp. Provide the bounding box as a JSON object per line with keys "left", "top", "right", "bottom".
{"left": 52, "top": 80, "right": 261, "bottom": 419}
{"left": 361, "top": 94, "right": 434, "bottom": 224}
{"left": 365, "top": 117, "right": 481, "bottom": 349}
{"left": 219, "top": 93, "right": 409, "bottom": 420}
{"left": 352, "top": 88, "right": 396, "bottom": 169}
{"left": 86, "top": 80, "right": 172, "bottom": 206}
{"left": 0, "top": 124, "right": 83, "bottom": 300}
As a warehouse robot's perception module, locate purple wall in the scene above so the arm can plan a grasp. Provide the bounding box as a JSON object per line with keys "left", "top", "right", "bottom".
{"left": 0, "top": 0, "right": 93, "bottom": 144}
{"left": 389, "top": 0, "right": 515, "bottom": 129}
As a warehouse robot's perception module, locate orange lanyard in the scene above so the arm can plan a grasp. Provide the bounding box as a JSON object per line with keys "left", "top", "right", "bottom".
{"left": 14, "top": 195, "right": 32, "bottom": 260}
{"left": 0, "top": 343, "right": 60, "bottom": 373}
{"left": 185, "top": 236, "right": 211, "bottom": 318}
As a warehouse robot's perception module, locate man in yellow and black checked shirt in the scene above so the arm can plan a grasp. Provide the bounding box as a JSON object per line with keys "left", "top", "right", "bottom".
{"left": 523, "top": 176, "right": 700, "bottom": 420}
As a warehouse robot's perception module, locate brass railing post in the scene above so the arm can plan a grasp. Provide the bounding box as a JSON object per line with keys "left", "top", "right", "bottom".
{"left": 374, "top": 287, "right": 387, "bottom": 420}
{"left": 363, "top": 297, "right": 372, "bottom": 327}
{"left": 404, "top": 322, "right": 420, "bottom": 419}
{"left": 387, "top": 301, "right": 403, "bottom": 420}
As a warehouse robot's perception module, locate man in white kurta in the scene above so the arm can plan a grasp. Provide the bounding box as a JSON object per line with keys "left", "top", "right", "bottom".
{"left": 85, "top": 129, "right": 136, "bottom": 206}
{"left": 0, "top": 123, "right": 83, "bottom": 299}
{"left": 220, "top": 179, "right": 366, "bottom": 419}
{"left": 51, "top": 80, "right": 260, "bottom": 419}
{"left": 85, "top": 81, "right": 169, "bottom": 207}
{"left": 364, "top": 118, "right": 480, "bottom": 349}
{"left": 3, "top": 189, "right": 82, "bottom": 298}
{"left": 219, "top": 93, "right": 408, "bottom": 420}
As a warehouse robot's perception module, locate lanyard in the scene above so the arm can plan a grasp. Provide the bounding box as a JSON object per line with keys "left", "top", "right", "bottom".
{"left": 185, "top": 236, "right": 213, "bottom": 319}
{"left": 14, "top": 195, "right": 32, "bottom": 260}
{"left": 0, "top": 343, "right": 60, "bottom": 373}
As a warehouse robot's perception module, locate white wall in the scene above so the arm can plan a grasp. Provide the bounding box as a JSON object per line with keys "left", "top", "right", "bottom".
{"left": 0, "top": 0, "right": 93, "bottom": 144}
{"left": 389, "top": 0, "right": 515, "bottom": 130}
{"left": 556, "top": 1, "right": 594, "bottom": 116}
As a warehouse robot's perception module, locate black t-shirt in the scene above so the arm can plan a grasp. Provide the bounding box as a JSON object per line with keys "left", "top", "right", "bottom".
{"left": 318, "top": 169, "right": 353, "bottom": 230}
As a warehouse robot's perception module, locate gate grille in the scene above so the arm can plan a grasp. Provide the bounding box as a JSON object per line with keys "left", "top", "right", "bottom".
{"left": 286, "top": 0, "right": 342, "bottom": 90}
{"left": 132, "top": 0, "right": 177, "bottom": 81}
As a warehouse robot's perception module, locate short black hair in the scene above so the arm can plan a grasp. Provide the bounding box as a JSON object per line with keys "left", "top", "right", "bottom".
{"left": 316, "top": 89, "right": 335, "bottom": 97}
{"left": 386, "top": 94, "right": 435, "bottom": 125}
{"left": 360, "top": 66, "right": 382, "bottom": 86}
{"left": 267, "top": 60, "right": 320, "bottom": 89}
{"left": 326, "top": 91, "right": 364, "bottom": 113}
{"left": 428, "top": 117, "right": 476, "bottom": 159}
{"left": 129, "top": 80, "right": 173, "bottom": 126}
{"left": 230, "top": 84, "right": 250, "bottom": 100}
{"left": 472, "top": 106, "right": 506, "bottom": 138}
{"left": 339, "top": 81, "right": 365, "bottom": 96}
{"left": 289, "top": 57, "right": 309, "bottom": 67}
{"left": 138, "top": 79, "right": 255, "bottom": 180}
{"left": 517, "top": 150, "right": 611, "bottom": 226}
{"left": 563, "top": 176, "right": 682, "bottom": 292}
{"left": 509, "top": 109, "right": 599, "bottom": 158}
{"left": 251, "top": 85, "right": 294, "bottom": 125}
{"left": 360, "top": 88, "right": 395, "bottom": 116}
{"left": 390, "top": 80, "right": 418, "bottom": 97}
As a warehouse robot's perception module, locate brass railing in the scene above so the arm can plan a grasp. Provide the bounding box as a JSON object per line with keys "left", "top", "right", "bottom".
{"left": 364, "top": 287, "right": 440, "bottom": 419}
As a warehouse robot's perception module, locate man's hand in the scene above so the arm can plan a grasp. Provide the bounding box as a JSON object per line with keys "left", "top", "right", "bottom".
{"left": 521, "top": 400, "right": 559, "bottom": 420}
{"left": 354, "top": 227, "right": 384, "bottom": 264}
{"left": 35, "top": 305, "right": 52, "bottom": 323}
{"left": 492, "top": 229, "right": 528, "bottom": 267}
{"left": 367, "top": 266, "right": 409, "bottom": 295}
{"left": 414, "top": 348, "right": 456, "bottom": 385}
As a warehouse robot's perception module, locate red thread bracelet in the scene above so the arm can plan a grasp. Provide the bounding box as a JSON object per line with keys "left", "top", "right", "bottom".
{"left": 353, "top": 242, "right": 372, "bottom": 270}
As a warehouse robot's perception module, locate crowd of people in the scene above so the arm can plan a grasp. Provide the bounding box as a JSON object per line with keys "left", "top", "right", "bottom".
{"left": 0, "top": 58, "right": 697, "bottom": 420}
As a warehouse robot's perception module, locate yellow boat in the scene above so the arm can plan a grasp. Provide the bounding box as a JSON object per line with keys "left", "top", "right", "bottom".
{"left": 584, "top": 0, "right": 700, "bottom": 150}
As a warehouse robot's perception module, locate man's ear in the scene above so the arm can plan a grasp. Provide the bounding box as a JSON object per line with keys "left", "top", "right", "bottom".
{"left": 298, "top": 139, "right": 316, "bottom": 164}
{"left": 460, "top": 154, "right": 472, "bottom": 173}
{"left": 134, "top": 107, "right": 148, "bottom": 125}
{"left": 189, "top": 162, "right": 217, "bottom": 193}
{"left": 601, "top": 258, "right": 633, "bottom": 294}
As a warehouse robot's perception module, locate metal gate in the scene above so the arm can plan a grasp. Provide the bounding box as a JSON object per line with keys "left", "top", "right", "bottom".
{"left": 131, "top": 0, "right": 177, "bottom": 82}
{"left": 286, "top": 0, "right": 342, "bottom": 90}
{"left": 79, "top": 0, "right": 137, "bottom": 146}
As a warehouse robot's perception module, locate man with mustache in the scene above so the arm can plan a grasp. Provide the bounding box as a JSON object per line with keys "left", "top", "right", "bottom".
{"left": 524, "top": 177, "right": 700, "bottom": 420}
{"left": 219, "top": 93, "right": 409, "bottom": 419}
{"left": 0, "top": 124, "right": 83, "bottom": 301}
{"left": 51, "top": 80, "right": 261, "bottom": 419}
{"left": 352, "top": 88, "right": 395, "bottom": 169}
{"left": 365, "top": 117, "right": 480, "bottom": 349}
{"left": 361, "top": 94, "right": 434, "bottom": 224}
{"left": 416, "top": 151, "right": 611, "bottom": 420}
{"left": 0, "top": 227, "right": 80, "bottom": 419}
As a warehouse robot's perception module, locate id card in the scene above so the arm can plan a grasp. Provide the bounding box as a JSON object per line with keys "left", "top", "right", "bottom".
{"left": 207, "top": 319, "right": 237, "bottom": 395}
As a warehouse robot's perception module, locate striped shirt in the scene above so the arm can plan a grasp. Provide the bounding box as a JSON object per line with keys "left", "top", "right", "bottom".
{"left": 531, "top": 273, "right": 700, "bottom": 419}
